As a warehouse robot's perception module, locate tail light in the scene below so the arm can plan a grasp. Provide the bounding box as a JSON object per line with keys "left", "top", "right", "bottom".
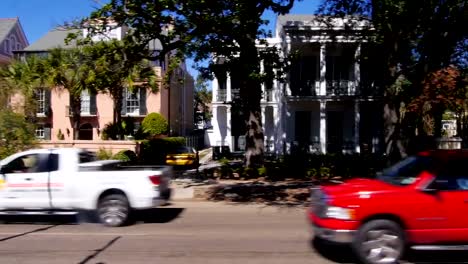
{"left": 149, "top": 175, "right": 161, "bottom": 185}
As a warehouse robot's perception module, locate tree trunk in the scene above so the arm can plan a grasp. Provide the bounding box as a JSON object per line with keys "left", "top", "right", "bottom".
{"left": 113, "top": 89, "right": 124, "bottom": 140}
{"left": 383, "top": 100, "right": 407, "bottom": 164}
{"left": 239, "top": 42, "right": 264, "bottom": 168}
{"left": 71, "top": 97, "right": 81, "bottom": 140}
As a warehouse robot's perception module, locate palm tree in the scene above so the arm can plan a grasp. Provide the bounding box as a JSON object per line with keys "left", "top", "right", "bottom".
{"left": 45, "top": 48, "right": 96, "bottom": 139}
{"left": 85, "top": 40, "right": 159, "bottom": 139}
{"left": 1, "top": 55, "right": 48, "bottom": 118}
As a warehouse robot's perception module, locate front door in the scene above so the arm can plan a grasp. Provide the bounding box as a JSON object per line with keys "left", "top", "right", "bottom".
{"left": 1, "top": 153, "right": 50, "bottom": 209}
{"left": 327, "top": 111, "right": 343, "bottom": 153}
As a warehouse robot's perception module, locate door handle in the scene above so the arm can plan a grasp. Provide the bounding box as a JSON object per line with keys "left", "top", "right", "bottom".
{"left": 464, "top": 199, "right": 468, "bottom": 203}
{"left": 24, "top": 178, "right": 33, "bottom": 181}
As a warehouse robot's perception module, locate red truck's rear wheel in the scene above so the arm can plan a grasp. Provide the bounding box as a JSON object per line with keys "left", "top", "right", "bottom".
{"left": 352, "top": 219, "right": 405, "bottom": 264}
{"left": 97, "top": 194, "right": 130, "bottom": 227}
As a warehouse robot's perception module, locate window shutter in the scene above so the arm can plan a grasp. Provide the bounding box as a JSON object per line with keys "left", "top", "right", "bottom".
{"left": 121, "top": 89, "right": 127, "bottom": 115}
{"left": 44, "top": 125, "right": 51, "bottom": 140}
{"left": 90, "top": 92, "right": 97, "bottom": 115}
{"left": 45, "top": 89, "right": 51, "bottom": 116}
{"left": 139, "top": 88, "right": 147, "bottom": 115}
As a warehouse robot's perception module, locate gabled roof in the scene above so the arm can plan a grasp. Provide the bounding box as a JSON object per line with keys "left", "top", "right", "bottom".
{"left": 23, "top": 28, "right": 81, "bottom": 52}
{"left": 0, "top": 18, "right": 19, "bottom": 44}
{"left": 23, "top": 27, "right": 162, "bottom": 52}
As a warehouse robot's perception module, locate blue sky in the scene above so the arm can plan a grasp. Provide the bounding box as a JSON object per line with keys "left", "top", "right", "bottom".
{"left": 1, "top": 0, "right": 319, "bottom": 78}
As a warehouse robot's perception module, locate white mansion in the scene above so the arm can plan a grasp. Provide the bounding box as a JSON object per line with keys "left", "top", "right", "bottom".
{"left": 208, "top": 15, "right": 384, "bottom": 155}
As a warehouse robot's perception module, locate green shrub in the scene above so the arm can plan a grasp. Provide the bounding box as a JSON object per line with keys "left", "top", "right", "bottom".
{"left": 141, "top": 112, "right": 168, "bottom": 138}
{"left": 101, "top": 122, "right": 121, "bottom": 140}
{"left": 138, "top": 137, "right": 186, "bottom": 164}
{"left": 96, "top": 148, "right": 113, "bottom": 160}
{"left": 257, "top": 166, "right": 267, "bottom": 177}
{"left": 113, "top": 150, "right": 137, "bottom": 162}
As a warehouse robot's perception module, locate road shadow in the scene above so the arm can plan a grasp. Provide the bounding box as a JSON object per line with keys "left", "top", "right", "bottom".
{"left": 310, "top": 237, "right": 358, "bottom": 263}
{"left": 405, "top": 250, "right": 468, "bottom": 264}
{"left": 311, "top": 237, "right": 468, "bottom": 264}
{"left": 77, "top": 236, "right": 121, "bottom": 264}
{"left": 0, "top": 215, "right": 78, "bottom": 225}
{"left": 133, "top": 208, "right": 185, "bottom": 224}
{"left": 0, "top": 224, "right": 59, "bottom": 242}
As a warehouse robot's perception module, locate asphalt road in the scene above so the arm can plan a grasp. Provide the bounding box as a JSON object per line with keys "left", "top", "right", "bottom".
{"left": 0, "top": 202, "right": 466, "bottom": 264}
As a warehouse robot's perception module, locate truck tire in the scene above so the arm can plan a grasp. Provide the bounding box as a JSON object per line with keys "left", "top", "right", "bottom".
{"left": 97, "top": 194, "right": 130, "bottom": 227}
{"left": 352, "top": 219, "right": 405, "bottom": 264}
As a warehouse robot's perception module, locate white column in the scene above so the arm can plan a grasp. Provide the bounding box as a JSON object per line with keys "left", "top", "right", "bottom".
{"left": 353, "top": 44, "right": 361, "bottom": 95}
{"left": 260, "top": 60, "right": 266, "bottom": 102}
{"left": 212, "top": 76, "right": 219, "bottom": 102}
{"left": 285, "top": 38, "right": 292, "bottom": 96}
{"left": 226, "top": 73, "right": 232, "bottom": 102}
{"left": 319, "top": 43, "right": 327, "bottom": 96}
{"left": 354, "top": 100, "right": 361, "bottom": 153}
{"left": 211, "top": 105, "right": 220, "bottom": 144}
{"left": 261, "top": 105, "right": 266, "bottom": 131}
{"left": 273, "top": 105, "right": 279, "bottom": 153}
{"left": 226, "top": 106, "right": 232, "bottom": 150}
{"left": 320, "top": 100, "right": 327, "bottom": 153}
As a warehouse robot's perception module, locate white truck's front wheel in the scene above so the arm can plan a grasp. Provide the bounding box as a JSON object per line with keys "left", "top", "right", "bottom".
{"left": 97, "top": 194, "right": 130, "bottom": 227}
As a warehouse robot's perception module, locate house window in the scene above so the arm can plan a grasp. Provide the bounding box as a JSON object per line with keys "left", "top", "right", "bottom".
{"left": 36, "top": 89, "right": 46, "bottom": 115}
{"left": 134, "top": 122, "right": 141, "bottom": 135}
{"left": 81, "top": 90, "right": 90, "bottom": 114}
{"left": 35, "top": 125, "right": 45, "bottom": 139}
{"left": 4, "top": 39, "right": 10, "bottom": 54}
{"left": 10, "top": 36, "right": 16, "bottom": 51}
{"left": 125, "top": 88, "right": 140, "bottom": 115}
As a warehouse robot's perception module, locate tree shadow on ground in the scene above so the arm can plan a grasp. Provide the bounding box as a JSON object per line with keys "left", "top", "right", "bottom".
{"left": 206, "top": 182, "right": 314, "bottom": 205}
{"left": 132, "top": 208, "right": 185, "bottom": 224}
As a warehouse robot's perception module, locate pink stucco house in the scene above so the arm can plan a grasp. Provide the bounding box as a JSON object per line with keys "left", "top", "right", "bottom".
{"left": 12, "top": 24, "right": 194, "bottom": 153}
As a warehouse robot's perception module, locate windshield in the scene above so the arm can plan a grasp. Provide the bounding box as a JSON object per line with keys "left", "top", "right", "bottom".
{"left": 377, "top": 155, "right": 434, "bottom": 186}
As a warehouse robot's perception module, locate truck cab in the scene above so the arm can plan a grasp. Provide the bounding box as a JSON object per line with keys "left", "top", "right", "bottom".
{"left": 309, "top": 150, "right": 468, "bottom": 264}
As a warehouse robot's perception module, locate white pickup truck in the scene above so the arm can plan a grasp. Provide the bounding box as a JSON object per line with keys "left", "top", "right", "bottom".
{"left": 0, "top": 148, "right": 173, "bottom": 227}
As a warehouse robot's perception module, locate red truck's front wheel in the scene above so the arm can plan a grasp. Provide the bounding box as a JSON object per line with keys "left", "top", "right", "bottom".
{"left": 352, "top": 219, "right": 405, "bottom": 264}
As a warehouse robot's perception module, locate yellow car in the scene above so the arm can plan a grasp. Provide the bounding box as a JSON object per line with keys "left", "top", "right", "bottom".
{"left": 166, "top": 146, "right": 199, "bottom": 169}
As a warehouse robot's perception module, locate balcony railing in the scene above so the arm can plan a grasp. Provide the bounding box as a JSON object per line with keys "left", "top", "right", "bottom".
{"left": 357, "top": 80, "right": 384, "bottom": 97}
{"left": 263, "top": 89, "right": 274, "bottom": 102}
{"left": 326, "top": 80, "right": 356, "bottom": 96}
{"left": 217, "top": 89, "right": 227, "bottom": 101}
{"left": 232, "top": 89, "right": 240, "bottom": 100}
{"left": 289, "top": 80, "right": 320, "bottom": 96}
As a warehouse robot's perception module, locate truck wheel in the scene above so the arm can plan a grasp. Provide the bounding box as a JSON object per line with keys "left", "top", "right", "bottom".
{"left": 97, "top": 194, "right": 130, "bottom": 227}
{"left": 352, "top": 219, "right": 405, "bottom": 264}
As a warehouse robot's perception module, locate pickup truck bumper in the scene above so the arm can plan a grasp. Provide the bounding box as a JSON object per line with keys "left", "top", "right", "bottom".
{"left": 313, "top": 223, "right": 355, "bottom": 244}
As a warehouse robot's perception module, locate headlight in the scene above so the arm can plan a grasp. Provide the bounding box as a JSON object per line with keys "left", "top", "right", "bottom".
{"left": 325, "top": 206, "right": 356, "bottom": 220}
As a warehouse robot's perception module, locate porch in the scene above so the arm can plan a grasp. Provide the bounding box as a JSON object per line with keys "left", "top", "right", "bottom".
{"left": 282, "top": 100, "right": 383, "bottom": 154}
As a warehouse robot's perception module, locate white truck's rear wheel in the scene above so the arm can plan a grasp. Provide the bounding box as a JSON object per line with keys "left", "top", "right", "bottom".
{"left": 97, "top": 194, "right": 130, "bottom": 227}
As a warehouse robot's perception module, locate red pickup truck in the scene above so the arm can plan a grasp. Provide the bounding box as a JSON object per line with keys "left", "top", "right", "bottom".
{"left": 309, "top": 150, "right": 468, "bottom": 264}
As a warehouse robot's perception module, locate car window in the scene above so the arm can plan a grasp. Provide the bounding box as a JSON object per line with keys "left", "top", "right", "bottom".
{"left": 378, "top": 156, "right": 434, "bottom": 186}
{"left": 3, "top": 154, "right": 44, "bottom": 173}
{"left": 433, "top": 158, "right": 468, "bottom": 191}
{"left": 79, "top": 151, "right": 97, "bottom": 163}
